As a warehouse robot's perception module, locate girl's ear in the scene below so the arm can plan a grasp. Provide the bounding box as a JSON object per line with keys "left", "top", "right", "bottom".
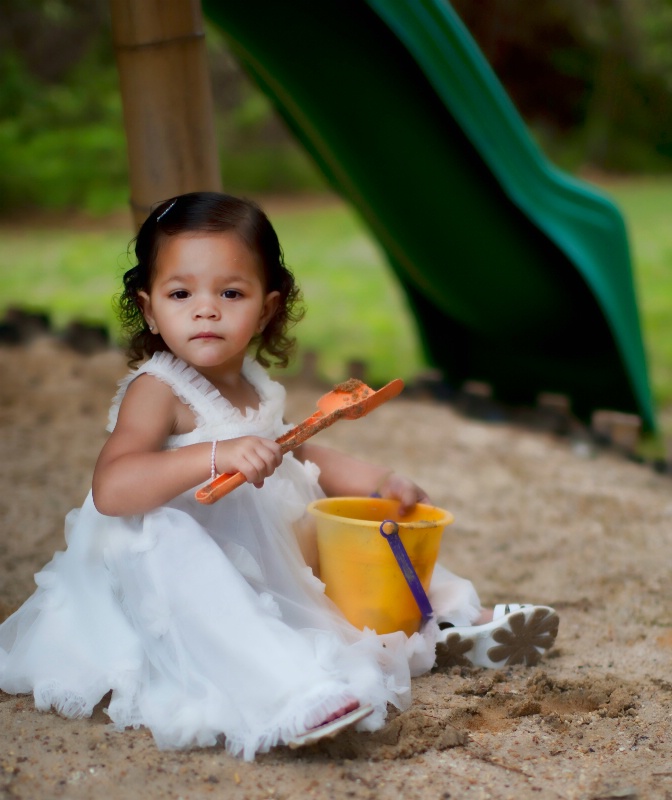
{"left": 258, "top": 290, "right": 281, "bottom": 333}
{"left": 137, "top": 290, "right": 157, "bottom": 333}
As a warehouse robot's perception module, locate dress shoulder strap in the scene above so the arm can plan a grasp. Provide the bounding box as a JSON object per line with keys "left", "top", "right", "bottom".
{"left": 106, "top": 352, "right": 222, "bottom": 432}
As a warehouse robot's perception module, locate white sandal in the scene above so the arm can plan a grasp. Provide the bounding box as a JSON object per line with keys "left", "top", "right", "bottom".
{"left": 436, "top": 604, "right": 559, "bottom": 668}
{"left": 287, "top": 703, "right": 374, "bottom": 749}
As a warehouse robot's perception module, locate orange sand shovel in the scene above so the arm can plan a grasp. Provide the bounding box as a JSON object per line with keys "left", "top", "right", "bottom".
{"left": 195, "top": 377, "right": 404, "bottom": 504}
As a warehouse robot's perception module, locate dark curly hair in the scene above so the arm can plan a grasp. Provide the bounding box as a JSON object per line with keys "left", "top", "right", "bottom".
{"left": 117, "top": 192, "right": 304, "bottom": 368}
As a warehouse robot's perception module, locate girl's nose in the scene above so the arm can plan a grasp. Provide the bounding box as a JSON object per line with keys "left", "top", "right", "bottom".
{"left": 194, "top": 296, "right": 220, "bottom": 319}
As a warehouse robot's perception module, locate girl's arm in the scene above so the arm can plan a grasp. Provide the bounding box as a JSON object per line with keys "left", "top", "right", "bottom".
{"left": 92, "top": 374, "right": 282, "bottom": 517}
{"left": 295, "top": 442, "right": 429, "bottom": 514}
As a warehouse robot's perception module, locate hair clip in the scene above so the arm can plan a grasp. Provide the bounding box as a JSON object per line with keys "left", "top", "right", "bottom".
{"left": 156, "top": 199, "right": 177, "bottom": 222}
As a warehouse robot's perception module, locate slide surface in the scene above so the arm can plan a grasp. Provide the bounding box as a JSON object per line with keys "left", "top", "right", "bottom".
{"left": 203, "top": 0, "right": 655, "bottom": 428}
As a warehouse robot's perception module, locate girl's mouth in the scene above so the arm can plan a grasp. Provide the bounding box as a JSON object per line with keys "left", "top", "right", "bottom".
{"left": 193, "top": 332, "right": 221, "bottom": 340}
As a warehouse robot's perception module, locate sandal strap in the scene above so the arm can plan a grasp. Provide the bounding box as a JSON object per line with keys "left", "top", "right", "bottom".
{"left": 493, "top": 603, "right": 532, "bottom": 619}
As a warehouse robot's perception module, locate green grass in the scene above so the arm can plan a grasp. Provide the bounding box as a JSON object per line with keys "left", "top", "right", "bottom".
{"left": 1, "top": 177, "right": 671, "bottom": 427}
{"left": 595, "top": 177, "right": 672, "bottom": 413}
{"left": 0, "top": 225, "right": 132, "bottom": 329}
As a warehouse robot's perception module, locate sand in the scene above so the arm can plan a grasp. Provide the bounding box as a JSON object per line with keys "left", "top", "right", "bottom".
{"left": 1, "top": 338, "right": 671, "bottom": 800}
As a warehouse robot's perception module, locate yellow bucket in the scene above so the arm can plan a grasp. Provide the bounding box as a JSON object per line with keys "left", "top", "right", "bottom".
{"left": 307, "top": 497, "right": 453, "bottom": 636}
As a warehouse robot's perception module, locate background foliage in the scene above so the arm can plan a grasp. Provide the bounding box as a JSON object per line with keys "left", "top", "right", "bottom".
{"left": 0, "top": 0, "right": 324, "bottom": 215}
{"left": 452, "top": 0, "right": 672, "bottom": 173}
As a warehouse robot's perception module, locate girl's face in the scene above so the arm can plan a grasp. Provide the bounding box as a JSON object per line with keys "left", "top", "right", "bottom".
{"left": 138, "top": 232, "right": 280, "bottom": 376}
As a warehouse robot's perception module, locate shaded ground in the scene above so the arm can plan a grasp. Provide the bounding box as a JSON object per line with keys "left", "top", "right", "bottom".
{"left": 2, "top": 339, "right": 672, "bottom": 800}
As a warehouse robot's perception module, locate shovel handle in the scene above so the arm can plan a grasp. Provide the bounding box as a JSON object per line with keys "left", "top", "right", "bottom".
{"left": 195, "top": 439, "right": 297, "bottom": 505}
{"left": 196, "top": 406, "right": 343, "bottom": 505}
{"left": 194, "top": 471, "right": 247, "bottom": 504}
{"left": 195, "top": 378, "right": 404, "bottom": 505}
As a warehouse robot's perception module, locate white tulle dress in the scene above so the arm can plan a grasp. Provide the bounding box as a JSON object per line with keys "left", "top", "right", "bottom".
{"left": 0, "top": 352, "right": 481, "bottom": 760}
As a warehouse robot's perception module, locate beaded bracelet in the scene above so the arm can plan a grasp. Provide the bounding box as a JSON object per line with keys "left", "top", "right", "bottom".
{"left": 211, "top": 440, "right": 218, "bottom": 480}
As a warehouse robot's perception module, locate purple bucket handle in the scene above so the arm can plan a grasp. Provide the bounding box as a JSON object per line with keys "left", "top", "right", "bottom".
{"left": 379, "top": 519, "right": 434, "bottom": 623}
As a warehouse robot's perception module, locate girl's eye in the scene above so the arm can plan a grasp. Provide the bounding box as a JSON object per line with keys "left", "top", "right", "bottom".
{"left": 223, "top": 290, "right": 242, "bottom": 299}
{"left": 169, "top": 290, "right": 189, "bottom": 299}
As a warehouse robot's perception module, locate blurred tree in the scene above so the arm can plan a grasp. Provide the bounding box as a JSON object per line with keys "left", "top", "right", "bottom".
{"left": 0, "top": 0, "right": 109, "bottom": 85}
{"left": 0, "top": 0, "right": 322, "bottom": 212}
{"left": 0, "top": 0, "right": 129, "bottom": 212}
{"left": 452, "top": 0, "right": 672, "bottom": 172}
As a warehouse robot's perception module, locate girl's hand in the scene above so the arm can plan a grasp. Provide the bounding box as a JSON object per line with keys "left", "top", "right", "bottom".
{"left": 215, "top": 436, "right": 283, "bottom": 487}
{"left": 295, "top": 444, "right": 429, "bottom": 514}
{"left": 375, "top": 471, "right": 430, "bottom": 516}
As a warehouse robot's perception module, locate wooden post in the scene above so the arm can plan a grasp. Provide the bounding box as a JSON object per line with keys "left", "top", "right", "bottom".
{"left": 109, "top": 0, "right": 222, "bottom": 229}
{"left": 591, "top": 409, "right": 642, "bottom": 454}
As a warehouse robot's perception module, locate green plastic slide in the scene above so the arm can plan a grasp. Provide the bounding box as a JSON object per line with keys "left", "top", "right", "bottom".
{"left": 203, "top": 0, "right": 655, "bottom": 429}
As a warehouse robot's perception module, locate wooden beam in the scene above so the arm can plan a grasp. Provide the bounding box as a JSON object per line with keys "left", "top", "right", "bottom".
{"left": 109, "top": 0, "right": 222, "bottom": 228}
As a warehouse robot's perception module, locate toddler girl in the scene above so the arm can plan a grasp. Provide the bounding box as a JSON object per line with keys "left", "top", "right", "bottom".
{"left": 0, "top": 192, "right": 558, "bottom": 760}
